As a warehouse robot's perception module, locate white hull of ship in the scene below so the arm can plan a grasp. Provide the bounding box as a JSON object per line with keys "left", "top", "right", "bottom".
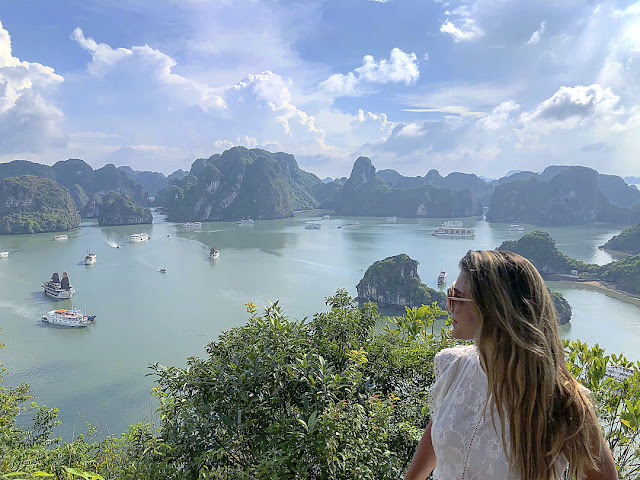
{"left": 42, "top": 310, "right": 94, "bottom": 327}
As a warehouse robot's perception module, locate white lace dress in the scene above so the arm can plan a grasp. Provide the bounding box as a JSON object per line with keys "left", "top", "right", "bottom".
{"left": 428, "top": 345, "right": 568, "bottom": 480}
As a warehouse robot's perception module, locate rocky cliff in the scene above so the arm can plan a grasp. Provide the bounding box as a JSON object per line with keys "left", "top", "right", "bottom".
{"left": 549, "top": 290, "right": 572, "bottom": 325}
{"left": 0, "top": 175, "right": 80, "bottom": 234}
{"left": 98, "top": 193, "right": 152, "bottom": 226}
{"left": 155, "top": 147, "right": 323, "bottom": 221}
{"left": 336, "top": 157, "right": 483, "bottom": 217}
{"left": 356, "top": 254, "right": 446, "bottom": 308}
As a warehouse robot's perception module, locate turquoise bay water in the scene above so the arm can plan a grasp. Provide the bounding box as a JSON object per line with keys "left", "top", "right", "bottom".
{"left": 0, "top": 211, "right": 638, "bottom": 439}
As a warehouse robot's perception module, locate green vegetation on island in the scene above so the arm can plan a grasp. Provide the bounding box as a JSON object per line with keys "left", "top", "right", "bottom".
{"left": 0, "top": 175, "right": 80, "bottom": 235}
{"left": 600, "top": 222, "right": 640, "bottom": 254}
{"left": 97, "top": 193, "right": 153, "bottom": 226}
{"left": 356, "top": 254, "right": 447, "bottom": 309}
{"left": 497, "top": 230, "right": 640, "bottom": 296}
{"left": 2, "top": 294, "right": 639, "bottom": 478}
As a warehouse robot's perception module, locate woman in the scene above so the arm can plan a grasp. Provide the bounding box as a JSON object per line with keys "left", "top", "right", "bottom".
{"left": 404, "top": 250, "right": 617, "bottom": 480}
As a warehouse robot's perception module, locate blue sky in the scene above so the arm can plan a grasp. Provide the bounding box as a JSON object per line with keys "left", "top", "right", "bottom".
{"left": 0, "top": 0, "right": 639, "bottom": 178}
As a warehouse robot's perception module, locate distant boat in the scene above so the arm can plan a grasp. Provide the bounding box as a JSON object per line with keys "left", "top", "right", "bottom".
{"left": 386, "top": 216, "right": 397, "bottom": 223}
{"left": 130, "top": 233, "right": 149, "bottom": 242}
{"left": 507, "top": 224, "right": 525, "bottom": 231}
{"left": 42, "top": 309, "right": 95, "bottom": 328}
{"left": 84, "top": 252, "right": 96, "bottom": 265}
{"left": 53, "top": 234, "right": 68, "bottom": 241}
{"left": 432, "top": 226, "right": 475, "bottom": 238}
{"left": 159, "top": 268, "right": 167, "bottom": 273}
{"left": 321, "top": 215, "right": 330, "bottom": 220}
{"left": 437, "top": 270, "right": 447, "bottom": 285}
{"left": 443, "top": 220, "right": 463, "bottom": 227}
{"left": 0, "top": 251, "right": 8, "bottom": 258}
{"left": 346, "top": 220, "right": 359, "bottom": 226}
{"left": 183, "top": 222, "right": 196, "bottom": 227}
{"left": 209, "top": 246, "right": 220, "bottom": 259}
{"left": 305, "top": 222, "right": 321, "bottom": 229}
{"left": 239, "top": 219, "right": 254, "bottom": 225}
{"left": 193, "top": 221, "right": 202, "bottom": 227}
{"left": 166, "top": 234, "right": 172, "bottom": 238}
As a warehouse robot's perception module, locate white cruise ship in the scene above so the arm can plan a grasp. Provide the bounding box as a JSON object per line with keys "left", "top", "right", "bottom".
{"left": 84, "top": 252, "right": 97, "bottom": 265}
{"left": 431, "top": 226, "right": 475, "bottom": 238}
{"left": 304, "top": 222, "right": 321, "bottom": 229}
{"left": 53, "top": 234, "right": 68, "bottom": 241}
{"left": 239, "top": 219, "right": 254, "bottom": 225}
{"left": 42, "top": 309, "right": 95, "bottom": 328}
{"left": 130, "top": 233, "right": 149, "bottom": 242}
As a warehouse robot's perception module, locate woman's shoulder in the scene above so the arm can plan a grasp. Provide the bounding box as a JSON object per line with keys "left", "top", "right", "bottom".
{"left": 433, "top": 344, "right": 478, "bottom": 378}
{"left": 435, "top": 344, "right": 477, "bottom": 362}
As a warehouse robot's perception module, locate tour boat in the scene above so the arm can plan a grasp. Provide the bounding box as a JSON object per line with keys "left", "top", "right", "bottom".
{"left": 431, "top": 226, "right": 475, "bottom": 238}
{"left": 239, "top": 219, "right": 254, "bottom": 225}
{"left": 386, "top": 216, "right": 397, "bottom": 223}
{"left": 209, "top": 247, "right": 220, "bottom": 259}
{"left": 322, "top": 215, "right": 330, "bottom": 220}
{"left": 346, "top": 220, "right": 359, "bottom": 226}
{"left": 507, "top": 224, "right": 525, "bottom": 231}
{"left": 193, "top": 221, "right": 202, "bottom": 227}
{"left": 305, "top": 222, "right": 321, "bottom": 229}
{"left": 183, "top": 222, "right": 195, "bottom": 227}
{"left": 84, "top": 252, "right": 97, "bottom": 265}
{"left": 443, "top": 220, "right": 464, "bottom": 227}
{"left": 53, "top": 234, "right": 68, "bottom": 241}
{"left": 130, "top": 233, "right": 149, "bottom": 242}
{"left": 42, "top": 280, "right": 75, "bottom": 299}
{"left": 437, "top": 270, "right": 447, "bottom": 285}
{"left": 0, "top": 251, "right": 8, "bottom": 258}
{"left": 42, "top": 309, "right": 95, "bottom": 328}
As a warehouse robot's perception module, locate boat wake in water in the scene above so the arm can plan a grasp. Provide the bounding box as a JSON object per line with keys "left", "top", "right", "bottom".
{"left": 105, "top": 239, "right": 120, "bottom": 249}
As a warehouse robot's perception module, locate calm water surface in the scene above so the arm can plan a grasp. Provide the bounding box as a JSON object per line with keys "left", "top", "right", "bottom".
{"left": 0, "top": 212, "right": 637, "bottom": 439}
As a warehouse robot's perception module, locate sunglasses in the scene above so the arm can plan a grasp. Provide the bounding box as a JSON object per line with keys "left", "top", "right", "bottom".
{"left": 446, "top": 282, "right": 474, "bottom": 310}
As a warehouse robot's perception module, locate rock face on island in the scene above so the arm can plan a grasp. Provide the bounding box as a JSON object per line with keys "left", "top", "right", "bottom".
{"left": 154, "top": 147, "right": 322, "bottom": 221}
{"left": 549, "top": 290, "right": 572, "bottom": 325}
{"left": 335, "top": 157, "right": 483, "bottom": 217}
{"left": 600, "top": 223, "right": 640, "bottom": 254}
{"left": 356, "top": 254, "right": 446, "bottom": 308}
{"left": 98, "top": 193, "right": 152, "bottom": 226}
{"left": 0, "top": 175, "right": 80, "bottom": 234}
{"left": 486, "top": 167, "right": 640, "bottom": 225}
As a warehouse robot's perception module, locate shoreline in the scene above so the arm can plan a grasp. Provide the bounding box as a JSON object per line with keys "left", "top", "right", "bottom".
{"left": 545, "top": 274, "right": 640, "bottom": 302}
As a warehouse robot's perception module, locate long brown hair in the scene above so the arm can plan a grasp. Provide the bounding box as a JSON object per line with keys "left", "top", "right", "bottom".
{"left": 459, "top": 250, "right": 603, "bottom": 480}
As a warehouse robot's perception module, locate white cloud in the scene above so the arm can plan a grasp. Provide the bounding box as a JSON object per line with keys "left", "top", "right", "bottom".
{"left": 520, "top": 84, "right": 621, "bottom": 130}
{"left": 477, "top": 100, "right": 520, "bottom": 130}
{"left": 0, "top": 21, "right": 66, "bottom": 154}
{"left": 440, "top": 19, "right": 484, "bottom": 42}
{"left": 319, "top": 48, "right": 419, "bottom": 97}
{"left": 71, "top": 28, "right": 225, "bottom": 111}
{"left": 526, "top": 21, "right": 547, "bottom": 45}
{"left": 403, "top": 105, "right": 486, "bottom": 117}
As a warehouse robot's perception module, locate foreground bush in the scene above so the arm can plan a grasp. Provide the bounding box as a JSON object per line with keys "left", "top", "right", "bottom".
{"left": 1, "top": 292, "right": 639, "bottom": 479}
